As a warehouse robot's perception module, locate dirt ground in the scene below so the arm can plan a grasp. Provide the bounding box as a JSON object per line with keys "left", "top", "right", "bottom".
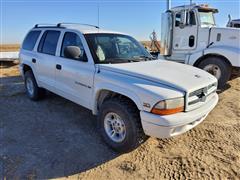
{"left": 0, "top": 61, "right": 239, "bottom": 180}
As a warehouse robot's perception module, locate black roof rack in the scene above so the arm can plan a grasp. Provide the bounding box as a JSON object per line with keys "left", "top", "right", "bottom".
{"left": 34, "top": 24, "right": 59, "bottom": 28}
{"left": 34, "top": 23, "right": 99, "bottom": 29}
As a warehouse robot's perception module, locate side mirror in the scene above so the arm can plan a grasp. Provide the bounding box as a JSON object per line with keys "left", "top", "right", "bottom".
{"left": 64, "top": 46, "right": 81, "bottom": 60}
{"left": 180, "top": 10, "right": 187, "bottom": 28}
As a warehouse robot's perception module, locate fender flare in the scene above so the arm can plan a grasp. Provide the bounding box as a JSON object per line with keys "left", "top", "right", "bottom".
{"left": 21, "top": 62, "right": 40, "bottom": 85}
{"left": 92, "top": 83, "right": 143, "bottom": 115}
{"left": 190, "top": 46, "right": 240, "bottom": 67}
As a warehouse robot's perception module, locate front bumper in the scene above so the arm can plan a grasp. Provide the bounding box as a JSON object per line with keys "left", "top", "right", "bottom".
{"left": 140, "top": 93, "right": 218, "bottom": 138}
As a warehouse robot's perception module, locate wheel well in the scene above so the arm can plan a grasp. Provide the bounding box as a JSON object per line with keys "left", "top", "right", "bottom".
{"left": 23, "top": 64, "right": 32, "bottom": 74}
{"left": 97, "top": 90, "right": 139, "bottom": 112}
{"left": 193, "top": 54, "right": 232, "bottom": 67}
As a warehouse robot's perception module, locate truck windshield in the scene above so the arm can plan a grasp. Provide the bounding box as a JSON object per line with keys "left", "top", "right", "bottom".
{"left": 84, "top": 33, "right": 154, "bottom": 64}
{"left": 198, "top": 10, "right": 215, "bottom": 26}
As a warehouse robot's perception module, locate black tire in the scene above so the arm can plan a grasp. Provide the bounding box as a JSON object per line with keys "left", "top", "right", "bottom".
{"left": 98, "top": 97, "right": 147, "bottom": 153}
{"left": 24, "top": 70, "right": 45, "bottom": 101}
{"left": 197, "top": 57, "right": 231, "bottom": 89}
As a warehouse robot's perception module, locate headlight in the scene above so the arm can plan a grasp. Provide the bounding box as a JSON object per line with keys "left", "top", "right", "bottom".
{"left": 151, "top": 97, "right": 184, "bottom": 115}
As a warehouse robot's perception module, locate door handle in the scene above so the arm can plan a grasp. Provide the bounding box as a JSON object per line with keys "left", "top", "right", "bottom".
{"left": 32, "top": 58, "right": 36, "bottom": 63}
{"left": 56, "top": 64, "right": 62, "bottom": 70}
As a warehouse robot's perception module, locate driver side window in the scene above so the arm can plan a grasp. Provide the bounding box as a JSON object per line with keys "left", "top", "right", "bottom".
{"left": 189, "top": 11, "right": 196, "bottom": 25}
{"left": 175, "top": 10, "right": 196, "bottom": 27}
{"left": 175, "top": 12, "right": 181, "bottom": 27}
{"left": 61, "top": 32, "right": 86, "bottom": 61}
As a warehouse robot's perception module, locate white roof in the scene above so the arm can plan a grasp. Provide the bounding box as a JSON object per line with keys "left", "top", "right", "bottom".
{"left": 68, "top": 26, "right": 126, "bottom": 35}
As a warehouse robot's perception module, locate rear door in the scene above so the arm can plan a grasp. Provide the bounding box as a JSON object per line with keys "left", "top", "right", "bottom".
{"left": 35, "top": 30, "right": 61, "bottom": 91}
{"left": 54, "top": 30, "right": 95, "bottom": 109}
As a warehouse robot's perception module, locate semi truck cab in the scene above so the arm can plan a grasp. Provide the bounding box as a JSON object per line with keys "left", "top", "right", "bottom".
{"left": 160, "top": 4, "right": 240, "bottom": 88}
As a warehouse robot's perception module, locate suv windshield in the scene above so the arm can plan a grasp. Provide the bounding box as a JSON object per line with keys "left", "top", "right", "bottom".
{"left": 84, "top": 33, "right": 154, "bottom": 64}
{"left": 198, "top": 10, "right": 215, "bottom": 26}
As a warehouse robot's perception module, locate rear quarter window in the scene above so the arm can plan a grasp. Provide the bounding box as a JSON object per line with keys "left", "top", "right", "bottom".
{"left": 22, "top": 31, "right": 41, "bottom": 51}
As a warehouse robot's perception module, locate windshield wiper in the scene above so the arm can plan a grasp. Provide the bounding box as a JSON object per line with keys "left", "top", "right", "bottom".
{"left": 132, "top": 55, "right": 157, "bottom": 61}
{"left": 202, "top": 22, "right": 214, "bottom": 26}
{"left": 97, "top": 56, "right": 156, "bottom": 64}
{"left": 97, "top": 58, "right": 136, "bottom": 64}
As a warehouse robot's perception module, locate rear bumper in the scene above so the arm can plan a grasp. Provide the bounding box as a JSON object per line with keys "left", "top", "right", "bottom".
{"left": 140, "top": 93, "right": 218, "bottom": 138}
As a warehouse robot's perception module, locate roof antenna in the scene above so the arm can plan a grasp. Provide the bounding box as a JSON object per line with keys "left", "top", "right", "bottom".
{"left": 97, "top": 1, "right": 100, "bottom": 31}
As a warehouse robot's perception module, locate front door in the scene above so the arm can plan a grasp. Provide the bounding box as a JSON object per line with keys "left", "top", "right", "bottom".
{"left": 55, "top": 31, "right": 95, "bottom": 109}
{"left": 172, "top": 10, "right": 198, "bottom": 51}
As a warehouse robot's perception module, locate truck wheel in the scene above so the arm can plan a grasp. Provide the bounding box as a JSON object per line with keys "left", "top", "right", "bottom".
{"left": 98, "top": 97, "right": 147, "bottom": 153}
{"left": 24, "top": 70, "right": 45, "bottom": 101}
{"left": 198, "top": 57, "right": 231, "bottom": 89}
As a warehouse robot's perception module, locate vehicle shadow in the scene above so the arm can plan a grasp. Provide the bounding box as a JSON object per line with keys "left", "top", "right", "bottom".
{"left": 0, "top": 75, "right": 120, "bottom": 179}
{"left": 230, "top": 67, "right": 240, "bottom": 80}
{"left": 217, "top": 68, "right": 240, "bottom": 94}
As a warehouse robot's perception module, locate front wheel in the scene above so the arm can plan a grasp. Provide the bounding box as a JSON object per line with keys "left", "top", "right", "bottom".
{"left": 198, "top": 57, "right": 231, "bottom": 89}
{"left": 98, "top": 97, "right": 147, "bottom": 153}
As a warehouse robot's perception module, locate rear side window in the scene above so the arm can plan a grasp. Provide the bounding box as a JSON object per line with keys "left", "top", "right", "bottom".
{"left": 22, "top": 31, "right": 41, "bottom": 51}
{"left": 38, "top": 30, "right": 60, "bottom": 55}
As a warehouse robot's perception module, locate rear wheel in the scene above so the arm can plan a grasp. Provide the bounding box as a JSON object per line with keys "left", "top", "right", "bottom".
{"left": 98, "top": 97, "right": 147, "bottom": 153}
{"left": 24, "top": 70, "right": 45, "bottom": 101}
{"left": 198, "top": 57, "right": 231, "bottom": 89}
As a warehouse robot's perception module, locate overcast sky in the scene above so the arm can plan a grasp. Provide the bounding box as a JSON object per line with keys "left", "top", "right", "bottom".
{"left": 1, "top": 0, "right": 240, "bottom": 44}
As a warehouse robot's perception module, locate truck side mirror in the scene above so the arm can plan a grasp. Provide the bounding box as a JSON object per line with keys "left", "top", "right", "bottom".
{"left": 64, "top": 46, "right": 82, "bottom": 60}
{"left": 180, "top": 10, "right": 187, "bottom": 28}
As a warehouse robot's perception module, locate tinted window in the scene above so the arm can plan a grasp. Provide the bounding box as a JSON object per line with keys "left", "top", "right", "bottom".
{"left": 234, "top": 23, "right": 240, "bottom": 28}
{"left": 38, "top": 31, "right": 47, "bottom": 52}
{"left": 22, "top": 31, "right": 41, "bottom": 50}
{"left": 39, "top": 30, "right": 60, "bottom": 55}
{"left": 175, "top": 13, "right": 181, "bottom": 27}
{"left": 61, "top": 32, "right": 86, "bottom": 60}
{"left": 189, "top": 11, "right": 196, "bottom": 25}
{"left": 84, "top": 33, "right": 151, "bottom": 64}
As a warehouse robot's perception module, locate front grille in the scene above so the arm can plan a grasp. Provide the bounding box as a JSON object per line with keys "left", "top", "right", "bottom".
{"left": 189, "top": 87, "right": 208, "bottom": 97}
{"left": 186, "top": 82, "right": 217, "bottom": 111}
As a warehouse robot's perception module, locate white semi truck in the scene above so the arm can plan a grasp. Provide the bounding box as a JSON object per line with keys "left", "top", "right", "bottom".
{"left": 160, "top": 4, "right": 240, "bottom": 88}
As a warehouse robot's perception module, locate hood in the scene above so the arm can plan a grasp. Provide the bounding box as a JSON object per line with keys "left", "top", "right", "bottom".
{"left": 210, "top": 27, "right": 240, "bottom": 48}
{"left": 99, "top": 60, "right": 217, "bottom": 93}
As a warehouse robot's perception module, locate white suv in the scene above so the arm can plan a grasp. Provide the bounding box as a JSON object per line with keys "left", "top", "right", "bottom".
{"left": 19, "top": 23, "right": 218, "bottom": 152}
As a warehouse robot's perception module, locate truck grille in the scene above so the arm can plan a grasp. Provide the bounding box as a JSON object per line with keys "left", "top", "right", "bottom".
{"left": 186, "top": 82, "right": 217, "bottom": 111}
